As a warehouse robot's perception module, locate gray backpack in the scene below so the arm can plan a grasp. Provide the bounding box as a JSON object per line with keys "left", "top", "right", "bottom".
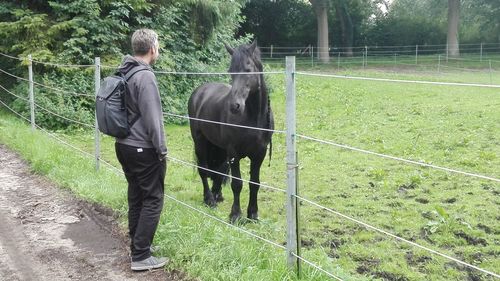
{"left": 95, "top": 66, "right": 149, "bottom": 138}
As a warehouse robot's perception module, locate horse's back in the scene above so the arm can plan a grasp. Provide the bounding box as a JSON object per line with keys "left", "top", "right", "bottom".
{"left": 188, "top": 82, "right": 231, "bottom": 117}
{"left": 188, "top": 82, "right": 232, "bottom": 147}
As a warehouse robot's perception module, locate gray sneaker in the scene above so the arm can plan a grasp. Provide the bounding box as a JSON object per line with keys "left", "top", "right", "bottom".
{"left": 131, "top": 256, "right": 168, "bottom": 271}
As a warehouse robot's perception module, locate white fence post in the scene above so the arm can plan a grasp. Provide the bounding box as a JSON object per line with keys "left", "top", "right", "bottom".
{"left": 94, "top": 57, "right": 101, "bottom": 171}
{"left": 311, "top": 45, "right": 314, "bottom": 68}
{"left": 480, "top": 43, "right": 483, "bottom": 62}
{"left": 365, "top": 45, "right": 368, "bottom": 67}
{"left": 489, "top": 60, "right": 493, "bottom": 84}
{"left": 28, "top": 54, "right": 35, "bottom": 131}
{"left": 337, "top": 52, "right": 340, "bottom": 71}
{"left": 285, "top": 56, "right": 299, "bottom": 272}
{"left": 362, "top": 51, "right": 366, "bottom": 69}
{"left": 270, "top": 45, "right": 273, "bottom": 58}
{"left": 415, "top": 45, "right": 419, "bottom": 65}
{"left": 446, "top": 43, "right": 449, "bottom": 62}
{"left": 295, "top": 150, "right": 302, "bottom": 277}
{"left": 438, "top": 54, "right": 441, "bottom": 72}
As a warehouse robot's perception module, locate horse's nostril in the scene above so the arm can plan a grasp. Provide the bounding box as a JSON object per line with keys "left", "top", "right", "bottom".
{"left": 231, "top": 103, "right": 242, "bottom": 114}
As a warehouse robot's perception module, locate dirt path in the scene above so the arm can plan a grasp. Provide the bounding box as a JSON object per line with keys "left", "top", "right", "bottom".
{"left": 0, "top": 144, "right": 182, "bottom": 281}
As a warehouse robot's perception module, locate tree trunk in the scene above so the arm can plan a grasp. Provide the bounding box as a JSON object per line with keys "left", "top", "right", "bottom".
{"left": 336, "top": 0, "right": 353, "bottom": 57}
{"left": 310, "top": 0, "right": 330, "bottom": 63}
{"left": 447, "top": 0, "right": 460, "bottom": 57}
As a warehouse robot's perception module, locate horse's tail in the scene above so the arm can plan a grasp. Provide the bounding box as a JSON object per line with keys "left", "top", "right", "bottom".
{"left": 211, "top": 159, "right": 230, "bottom": 185}
{"left": 266, "top": 94, "right": 273, "bottom": 167}
{"left": 206, "top": 144, "right": 230, "bottom": 185}
{"left": 192, "top": 149, "right": 197, "bottom": 176}
{"left": 268, "top": 138, "right": 272, "bottom": 167}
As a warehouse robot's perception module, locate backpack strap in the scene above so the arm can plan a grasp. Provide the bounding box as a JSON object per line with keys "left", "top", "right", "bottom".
{"left": 124, "top": 65, "right": 150, "bottom": 81}
{"left": 121, "top": 65, "right": 151, "bottom": 127}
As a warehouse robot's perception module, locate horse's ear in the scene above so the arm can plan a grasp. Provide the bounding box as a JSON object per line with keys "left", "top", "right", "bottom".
{"left": 249, "top": 40, "right": 257, "bottom": 54}
{"left": 224, "top": 43, "right": 234, "bottom": 55}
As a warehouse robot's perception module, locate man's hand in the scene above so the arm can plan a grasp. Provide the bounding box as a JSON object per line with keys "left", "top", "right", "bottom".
{"left": 159, "top": 152, "right": 167, "bottom": 162}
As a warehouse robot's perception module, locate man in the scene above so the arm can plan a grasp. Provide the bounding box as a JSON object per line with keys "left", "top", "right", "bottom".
{"left": 115, "top": 28, "right": 168, "bottom": 271}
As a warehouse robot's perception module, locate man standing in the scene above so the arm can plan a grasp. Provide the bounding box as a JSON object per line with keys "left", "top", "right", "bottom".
{"left": 115, "top": 29, "right": 168, "bottom": 271}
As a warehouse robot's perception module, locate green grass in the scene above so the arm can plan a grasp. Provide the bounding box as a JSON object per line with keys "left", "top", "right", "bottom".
{"left": 277, "top": 73, "right": 500, "bottom": 280}
{"left": 0, "top": 65, "right": 499, "bottom": 280}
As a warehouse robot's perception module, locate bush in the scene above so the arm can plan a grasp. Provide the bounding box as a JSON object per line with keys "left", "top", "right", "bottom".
{"left": 10, "top": 70, "right": 95, "bottom": 131}
{"left": 2, "top": 0, "right": 250, "bottom": 129}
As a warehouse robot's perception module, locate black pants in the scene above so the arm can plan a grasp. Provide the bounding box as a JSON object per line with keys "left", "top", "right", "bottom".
{"left": 115, "top": 143, "right": 166, "bottom": 262}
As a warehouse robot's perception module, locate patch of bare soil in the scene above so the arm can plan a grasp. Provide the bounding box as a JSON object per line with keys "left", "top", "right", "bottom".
{"left": 0, "top": 144, "right": 186, "bottom": 281}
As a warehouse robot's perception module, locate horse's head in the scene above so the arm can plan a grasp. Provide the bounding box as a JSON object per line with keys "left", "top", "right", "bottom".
{"left": 225, "top": 41, "right": 263, "bottom": 114}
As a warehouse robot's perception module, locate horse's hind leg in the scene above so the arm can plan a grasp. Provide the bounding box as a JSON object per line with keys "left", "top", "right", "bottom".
{"left": 211, "top": 176, "right": 223, "bottom": 203}
{"left": 210, "top": 147, "right": 228, "bottom": 203}
{"left": 211, "top": 161, "right": 228, "bottom": 203}
{"left": 194, "top": 136, "right": 216, "bottom": 207}
{"left": 248, "top": 154, "right": 265, "bottom": 221}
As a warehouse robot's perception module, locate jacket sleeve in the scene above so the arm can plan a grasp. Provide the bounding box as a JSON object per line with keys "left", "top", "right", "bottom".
{"left": 137, "top": 71, "right": 167, "bottom": 157}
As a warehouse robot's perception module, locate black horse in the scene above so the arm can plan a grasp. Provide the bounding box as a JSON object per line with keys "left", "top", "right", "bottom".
{"left": 188, "top": 41, "right": 274, "bottom": 223}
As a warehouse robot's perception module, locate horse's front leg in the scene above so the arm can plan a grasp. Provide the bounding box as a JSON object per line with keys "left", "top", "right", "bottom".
{"left": 229, "top": 159, "right": 242, "bottom": 223}
{"left": 248, "top": 155, "right": 265, "bottom": 221}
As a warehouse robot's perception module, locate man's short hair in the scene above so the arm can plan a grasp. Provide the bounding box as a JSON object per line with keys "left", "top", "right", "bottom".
{"left": 131, "top": 29, "right": 158, "bottom": 56}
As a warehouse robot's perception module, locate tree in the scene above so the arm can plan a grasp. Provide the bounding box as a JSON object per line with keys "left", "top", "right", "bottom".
{"left": 310, "top": 0, "right": 330, "bottom": 62}
{"left": 447, "top": 0, "right": 460, "bottom": 57}
{"left": 461, "top": 0, "right": 500, "bottom": 43}
{"left": 365, "top": 0, "right": 447, "bottom": 47}
{"left": 0, "top": 0, "right": 152, "bottom": 63}
{"left": 334, "top": 0, "right": 354, "bottom": 56}
{"left": 237, "top": 0, "right": 316, "bottom": 47}
{"left": 238, "top": 0, "right": 379, "bottom": 58}
{"left": 478, "top": 0, "right": 500, "bottom": 42}
{"left": 0, "top": 0, "right": 248, "bottom": 128}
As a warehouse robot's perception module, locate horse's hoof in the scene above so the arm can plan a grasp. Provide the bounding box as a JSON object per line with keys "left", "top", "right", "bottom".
{"left": 215, "top": 194, "right": 224, "bottom": 203}
{"left": 204, "top": 198, "right": 217, "bottom": 208}
{"left": 247, "top": 212, "right": 259, "bottom": 221}
{"left": 229, "top": 212, "right": 242, "bottom": 224}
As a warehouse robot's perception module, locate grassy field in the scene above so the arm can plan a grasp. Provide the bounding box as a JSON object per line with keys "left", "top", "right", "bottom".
{"left": 0, "top": 65, "right": 499, "bottom": 280}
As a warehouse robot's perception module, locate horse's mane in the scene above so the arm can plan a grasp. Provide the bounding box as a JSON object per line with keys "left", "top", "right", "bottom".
{"left": 228, "top": 43, "right": 263, "bottom": 73}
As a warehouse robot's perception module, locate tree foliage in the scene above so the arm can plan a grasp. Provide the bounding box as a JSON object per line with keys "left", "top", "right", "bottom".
{"left": 0, "top": 0, "right": 248, "bottom": 129}
{"left": 238, "top": 0, "right": 316, "bottom": 46}
{"left": 238, "top": 0, "right": 500, "bottom": 48}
